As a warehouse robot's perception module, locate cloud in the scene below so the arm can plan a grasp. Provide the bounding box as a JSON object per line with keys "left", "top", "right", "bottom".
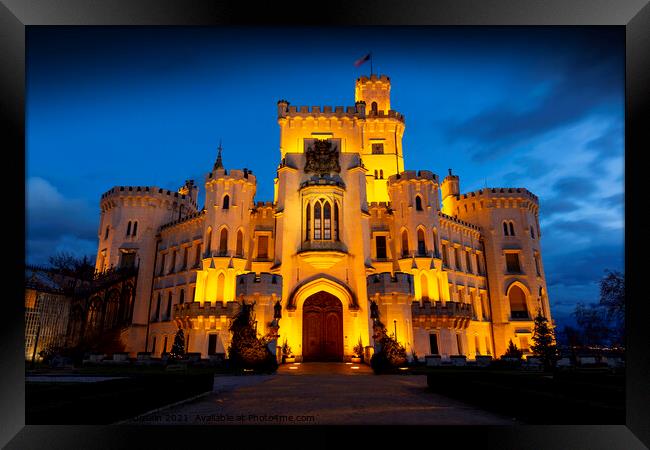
{"left": 26, "top": 177, "right": 98, "bottom": 264}
{"left": 446, "top": 44, "right": 622, "bottom": 163}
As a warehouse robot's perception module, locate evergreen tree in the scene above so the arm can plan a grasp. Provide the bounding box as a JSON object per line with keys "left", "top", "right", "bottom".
{"left": 503, "top": 339, "right": 523, "bottom": 360}
{"left": 169, "top": 327, "right": 186, "bottom": 360}
{"left": 531, "top": 309, "right": 558, "bottom": 371}
{"left": 227, "top": 300, "right": 277, "bottom": 372}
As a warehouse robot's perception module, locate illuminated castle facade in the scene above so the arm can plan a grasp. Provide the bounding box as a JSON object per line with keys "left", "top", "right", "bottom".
{"left": 95, "top": 75, "right": 552, "bottom": 361}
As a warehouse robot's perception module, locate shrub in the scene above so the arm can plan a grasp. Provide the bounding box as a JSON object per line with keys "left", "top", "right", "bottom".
{"left": 227, "top": 300, "right": 278, "bottom": 373}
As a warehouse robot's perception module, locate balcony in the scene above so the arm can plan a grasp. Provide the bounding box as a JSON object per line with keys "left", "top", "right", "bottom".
{"left": 173, "top": 301, "right": 239, "bottom": 320}
{"left": 411, "top": 300, "right": 473, "bottom": 330}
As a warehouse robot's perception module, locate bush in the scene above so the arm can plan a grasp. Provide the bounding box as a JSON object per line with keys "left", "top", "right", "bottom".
{"left": 371, "top": 332, "right": 407, "bottom": 374}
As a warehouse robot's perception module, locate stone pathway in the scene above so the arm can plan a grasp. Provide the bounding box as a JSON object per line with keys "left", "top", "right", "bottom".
{"left": 127, "top": 363, "right": 516, "bottom": 425}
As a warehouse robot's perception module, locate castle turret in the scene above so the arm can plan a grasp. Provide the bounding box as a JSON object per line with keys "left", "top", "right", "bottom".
{"left": 355, "top": 74, "right": 391, "bottom": 113}
{"left": 441, "top": 169, "right": 460, "bottom": 216}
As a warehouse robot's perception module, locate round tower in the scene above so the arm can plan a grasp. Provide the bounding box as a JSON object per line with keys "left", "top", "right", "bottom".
{"left": 440, "top": 169, "right": 460, "bottom": 216}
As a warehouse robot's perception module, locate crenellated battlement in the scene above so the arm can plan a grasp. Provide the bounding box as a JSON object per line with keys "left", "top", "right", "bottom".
{"left": 159, "top": 208, "right": 206, "bottom": 232}
{"left": 235, "top": 272, "right": 283, "bottom": 298}
{"left": 457, "top": 187, "right": 539, "bottom": 203}
{"left": 438, "top": 211, "right": 481, "bottom": 231}
{"left": 366, "top": 272, "right": 414, "bottom": 296}
{"left": 207, "top": 167, "right": 257, "bottom": 182}
{"left": 388, "top": 170, "right": 439, "bottom": 184}
{"left": 100, "top": 185, "right": 199, "bottom": 211}
{"left": 356, "top": 74, "right": 391, "bottom": 84}
{"left": 368, "top": 201, "right": 392, "bottom": 209}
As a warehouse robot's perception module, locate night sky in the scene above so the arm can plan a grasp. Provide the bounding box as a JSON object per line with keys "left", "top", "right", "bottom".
{"left": 26, "top": 27, "right": 624, "bottom": 330}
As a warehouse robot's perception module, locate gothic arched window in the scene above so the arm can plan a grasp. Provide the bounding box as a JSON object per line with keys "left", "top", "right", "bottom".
{"left": 509, "top": 222, "right": 515, "bottom": 236}
{"left": 314, "top": 203, "right": 322, "bottom": 240}
{"left": 305, "top": 203, "right": 311, "bottom": 241}
{"left": 205, "top": 227, "right": 212, "bottom": 256}
{"left": 324, "top": 202, "right": 332, "bottom": 239}
{"left": 219, "top": 228, "right": 228, "bottom": 255}
{"left": 236, "top": 230, "right": 244, "bottom": 257}
{"left": 334, "top": 203, "right": 340, "bottom": 241}
{"left": 401, "top": 230, "right": 409, "bottom": 257}
{"left": 509, "top": 285, "right": 528, "bottom": 319}
{"left": 132, "top": 221, "right": 138, "bottom": 237}
{"left": 415, "top": 195, "right": 423, "bottom": 211}
{"left": 503, "top": 222, "right": 509, "bottom": 236}
{"left": 223, "top": 195, "right": 230, "bottom": 210}
{"left": 126, "top": 221, "right": 132, "bottom": 237}
{"left": 371, "top": 101, "right": 378, "bottom": 113}
{"left": 417, "top": 228, "right": 426, "bottom": 256}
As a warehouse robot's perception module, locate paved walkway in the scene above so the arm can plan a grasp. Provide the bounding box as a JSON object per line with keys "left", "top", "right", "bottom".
{"left": 128, "top": 363, "right": 515, "bottom": 425}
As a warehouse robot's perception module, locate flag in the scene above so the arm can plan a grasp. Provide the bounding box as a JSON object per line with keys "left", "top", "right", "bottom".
{"left": 354, "top": 53, "right": 371, "bottom": 67}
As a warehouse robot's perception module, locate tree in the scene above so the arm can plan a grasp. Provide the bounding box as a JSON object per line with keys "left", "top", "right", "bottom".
{"left": 503, "top": 339, "right": 523, "bottom": 360}
{"left": 227, "top": 300, "right": 277, "bottom": 372}
{"left": 169, "top": 327, "right": 186, "bottom": 360}
{"left": 574, "top": 302, "right": 610, "bottom": 346}
{"left": 599, "top": 270, "right": 624, "bottom": 345}
{"left": 531, "top": 309, "right": 558, "bottom": 371}
{"left": 48, "top": 252, "right": 95, "bottom": 280}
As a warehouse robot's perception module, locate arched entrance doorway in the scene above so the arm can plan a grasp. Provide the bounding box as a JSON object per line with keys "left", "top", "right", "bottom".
{"left": 302, "top": 291, "right": 343, "bottom": 362}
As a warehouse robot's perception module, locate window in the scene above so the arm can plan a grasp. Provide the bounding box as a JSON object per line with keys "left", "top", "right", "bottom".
{"left": 219, "top": 228, "right": 228, "bottom": 255}
{"left": 182, "top": 247, "right": 188, "bottom": 269}
{"left": 132, "top": 221, "right": 138, "bottom": 237}
{"left": 429, "top": 334, "right": 439, "bottom": 355}
{"left": 380, "top": 169, "right": 383, "bottom": 179}
{"left": 505, "top": 253, "right": 521, "bottom": 273}
{"left": 415, "top": 196, "right": 423, "bottom": 211}
{"left": 195, "top": 244, "right": 201, "bottom": 267}
{"left": 169, "top": 251, "right": 176, "bottom": 274}
{"left": 466, "top": 251, "right": 473, "bottom": 273}
{"left": 314, "top": 203, "right": 322, "bottom": 239}
{"left": 401, "top": 230, "right": 409, "bottom": 257}
{"left": 509, "top": 222, "right": 515, "bottom": 236}
{"left": 104, "top": 226, "right": 109, "bottom": 240}
{"left": 205, "top": 228, "right": 212, "bottom": 256}
{"left": 417, "top": 229, "right": 426, "bottom": 256}
{"left": 432, "top": 229, "right": 439, "bottom": 256}
{"left": 166, "top": 292, "right": 172, "bottom": 319}
{"left": 519, "top": 336, "right": 529, "bottom": 352}
{"left": 334, "top": 203, "right": 339, "bottom": 241}
{"left": 257, "top": 236, "right": 269, "bottom": 260}
{"left": 503, "top": 222, "right": 509, "bottom": 236}
{"left": 208, "top": 334, "right": 218, "bottom": 355}
{"left": 481, "top": 293, "right": 490, "bottom": 320}
{"left": 305, "top": 203, "right": 311, "bottom": 241}
{"left": 371, "top": 101, "right": 378, "bottom": 113}
{"left": 217, "top": 273, "right": 225, "bottom": 301}
{"left": 442, "top": 244, "right": 449, "bottom": 267}
{"left": 376, "top": 236, "right": 387, "bottom": 259}
{"left": 126, "top": 221, "right": 132, "bottom": 236}
{"left": 372, "top": 143, "right": 384, "bottom": 154}
{"left": 534, "top": 252, "right": 541, "bottom": 276}
{"left": 179, "top": 289, "right": 185, "bottom": 305}
{"left": 155, "top": 293, "right": 161, "bottom": 321}
{"left": 159, "top": 254, "right": 166, "bottom": 276}
{"left": 530, "top": 225, "right": 535, "bottom": 239}
{"left": 120, "top": 251, "right": 136, "bottom": 269}
{"left": 509, "top": 285, "right": 528, "bottom": 319}
{"left": 456, "top": 334, "right": 463, "bottom": 355}
{"left": 236, "top": 230, "right": 244, "bottom": 257}
{"left": 223, "top": 195, "right": 230, "bottom": 210}
{"left": 454, "top": 247, "right": 462, "bottom": 271}
{"left": 374, "top": 170, "right": 378, "bottom": 179}
{"left": 323, "top": 203, "right": 331, "bottom": 239}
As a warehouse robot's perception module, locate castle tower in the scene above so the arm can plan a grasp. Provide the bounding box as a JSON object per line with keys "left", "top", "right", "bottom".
{"left": 452, "top": 185, "right": 550, "bottom": 357}
{"left": 355, "top": 75, "right": 406, "bottom": 203}
{"left": 97, "top": 184, "right": 198, "bottom": 353}
{"left": 440, "top": 169, "right": 460, "bottom": 216}
{"left": 195, "top": 144, "right": 257, "bottom": 304}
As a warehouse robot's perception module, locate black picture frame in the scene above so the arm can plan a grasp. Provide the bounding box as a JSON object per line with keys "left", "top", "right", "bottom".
{"left": 2, "top": 1, "right": 648, "bottom": 448}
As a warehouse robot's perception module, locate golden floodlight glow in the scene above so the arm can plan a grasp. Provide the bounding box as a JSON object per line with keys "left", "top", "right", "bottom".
{"left": 345, "top": 362, "right": 353, "bottom": 365}
{"left": 351, "top": 366, "right": 359, "bottom": 369}
{"left": 289, "top": 366, "right": 298, "bottom": 370}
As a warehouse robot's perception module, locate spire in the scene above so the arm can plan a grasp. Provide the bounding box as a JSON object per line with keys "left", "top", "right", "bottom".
{"left": 214, "top": 140, "right": 224, "bottom": 170}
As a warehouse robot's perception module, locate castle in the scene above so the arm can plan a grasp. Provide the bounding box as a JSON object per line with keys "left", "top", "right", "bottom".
{"left": 93, "top": 74, "right": 552, "bottom": 362}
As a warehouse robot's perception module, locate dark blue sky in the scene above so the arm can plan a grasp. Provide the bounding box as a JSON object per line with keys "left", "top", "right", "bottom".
{"left": 26, "top": 27, "right": 624, "bottom": 329}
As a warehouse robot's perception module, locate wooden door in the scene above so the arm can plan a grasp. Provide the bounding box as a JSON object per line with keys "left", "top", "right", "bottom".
{"left": 302, "top": 292, "right": 343, "bottom": 361}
